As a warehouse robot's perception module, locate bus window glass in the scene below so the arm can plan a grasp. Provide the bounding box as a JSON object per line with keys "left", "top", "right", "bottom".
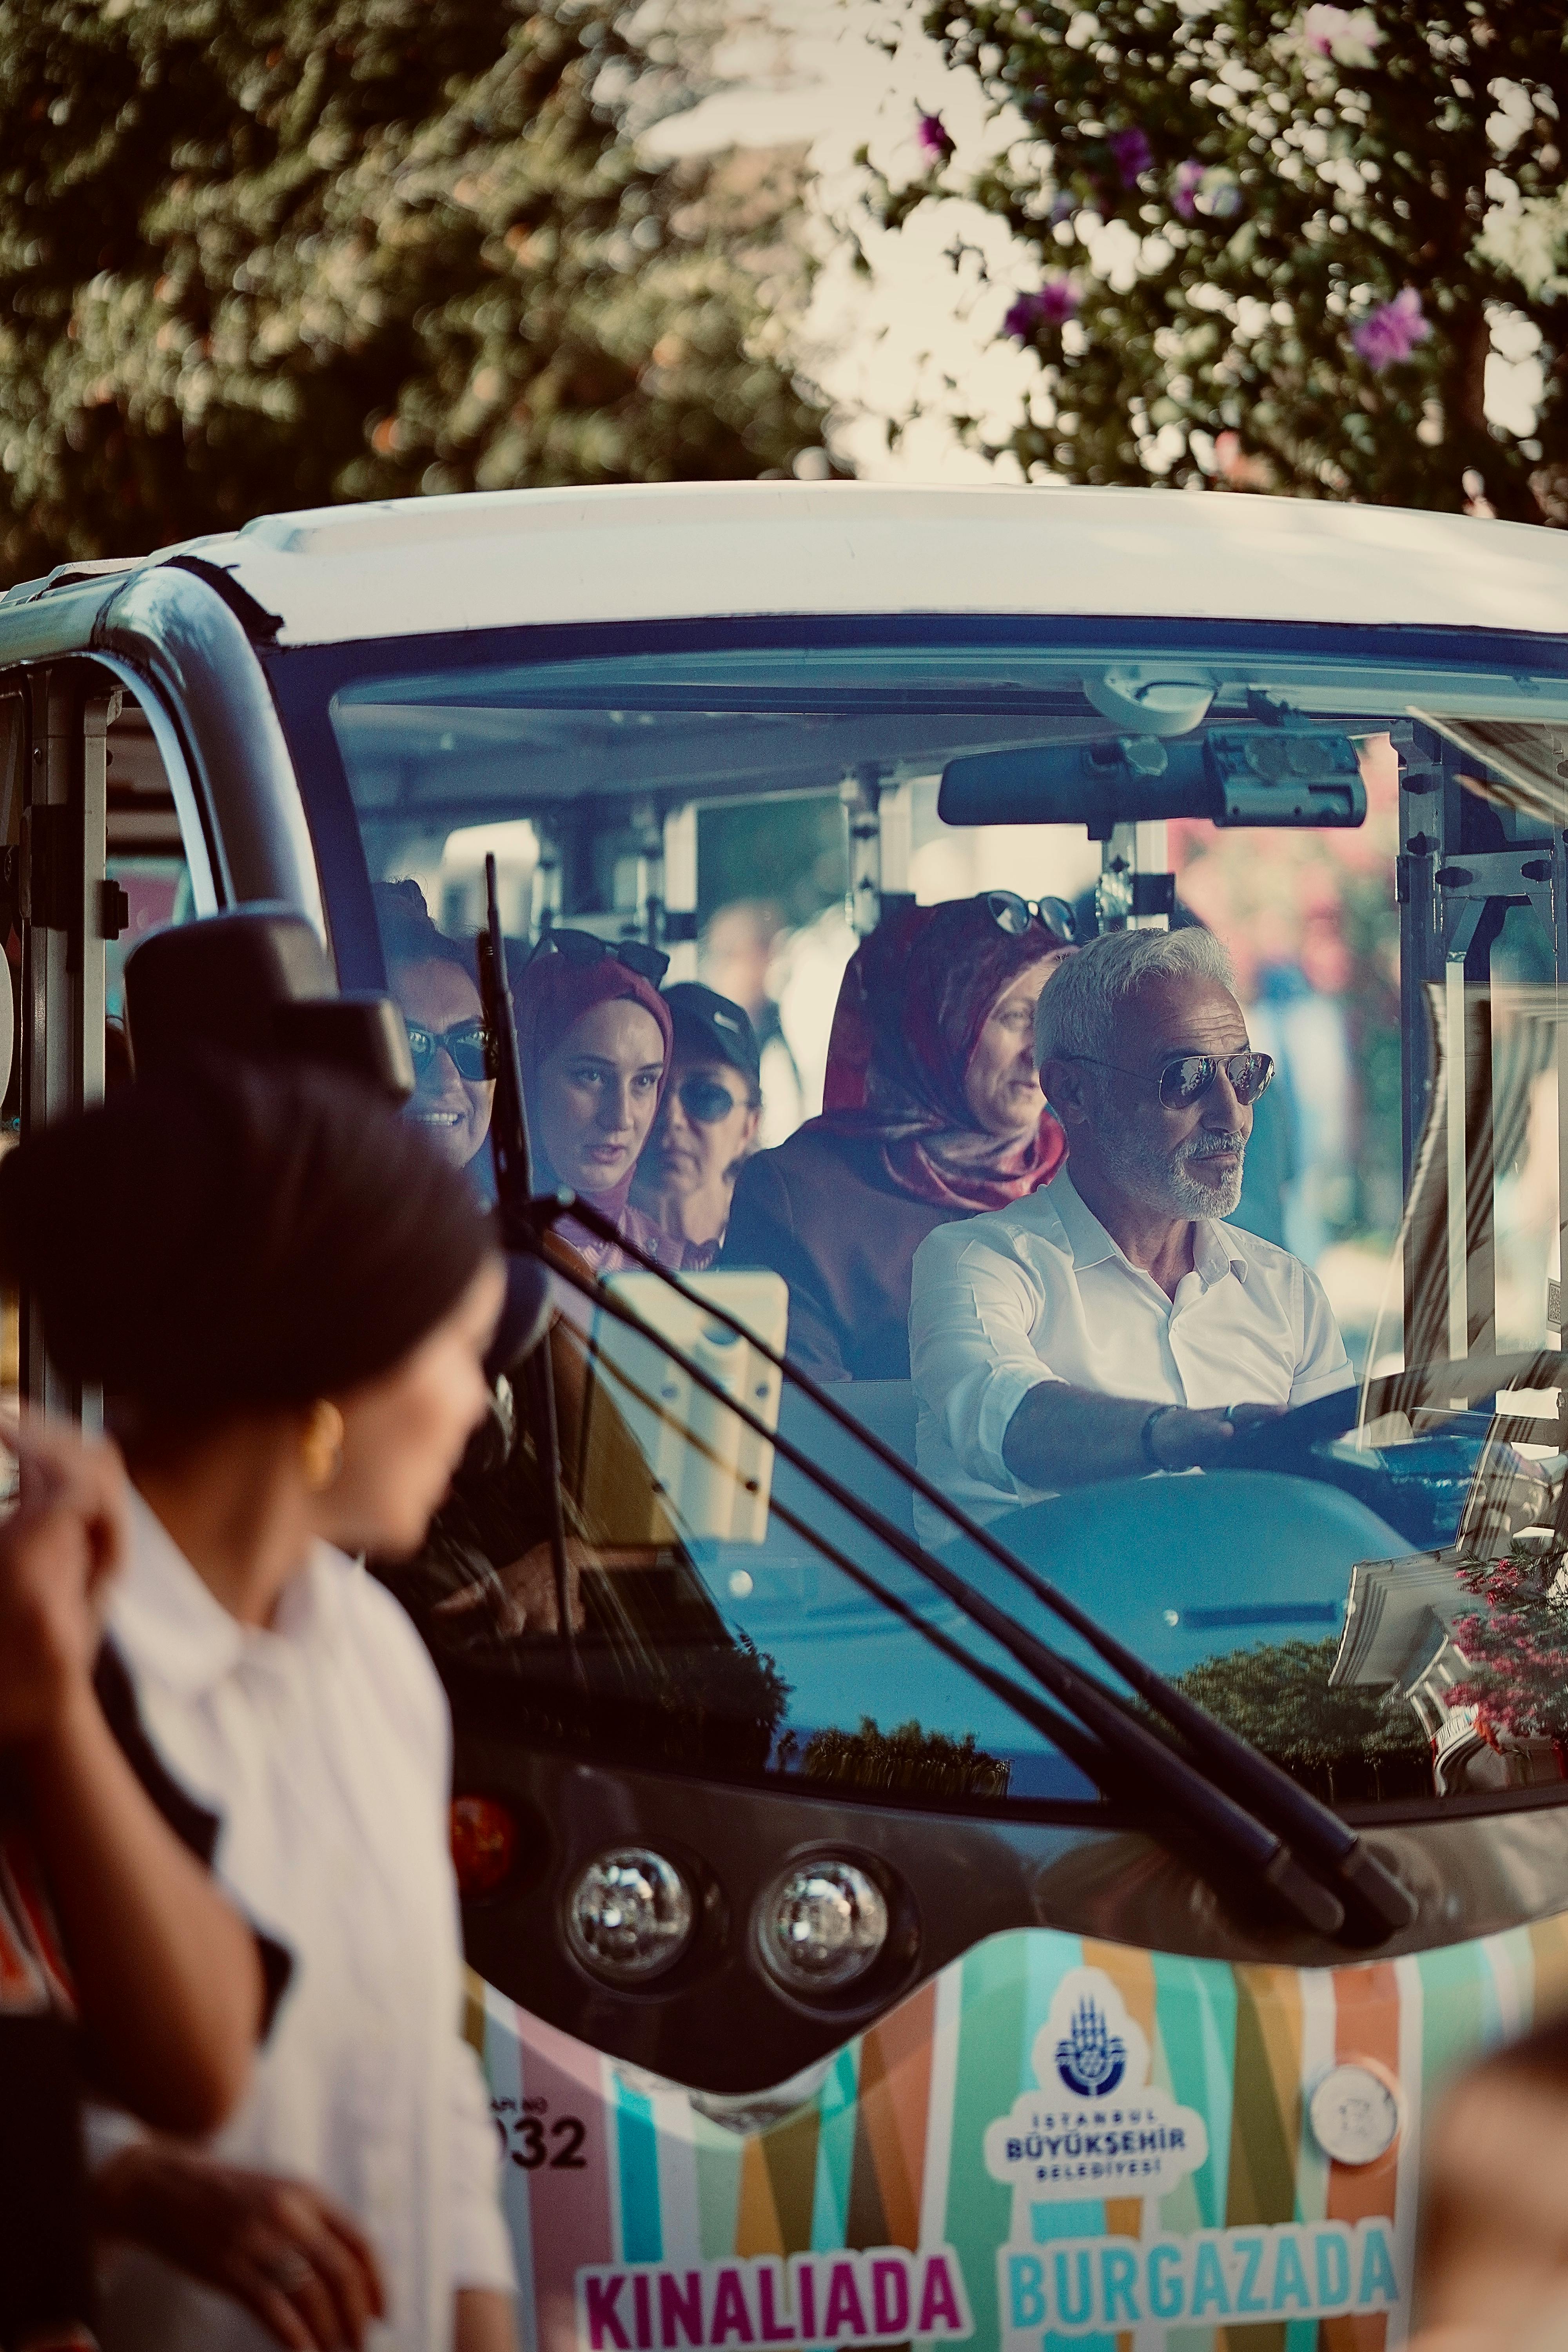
{"left": 105, "top": 698, "right": 196, "bottom": 1038}
{"left": 309, "top": 635, "right": 1568, "bottom": 1813}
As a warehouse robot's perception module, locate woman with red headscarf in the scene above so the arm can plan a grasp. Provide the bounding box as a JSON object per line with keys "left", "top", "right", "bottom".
{"left": 381, "top": 933, "right": 683, "bottom": 1653}
{"left": 721, "top": 898, "right": 1072, "bottom": 1381}
{"left": 514, "top": 934, "right": 679, "bottom": 1277}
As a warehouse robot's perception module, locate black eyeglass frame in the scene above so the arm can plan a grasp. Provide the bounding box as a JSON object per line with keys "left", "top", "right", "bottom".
{"left": 670, "top": 1072, "right": 762, "bottom": 1126}
{"left": 1062, "top": 1048, "right": 1275, "bottom": 1110}
{"left": 404, "top": 1016, "right": 493, "bottom": 1083}
{"left": 984, "top": 890, "right": 1084, "bottom": 946}
{"left": 528, "top": 927, "right": 671, "bottom": 986}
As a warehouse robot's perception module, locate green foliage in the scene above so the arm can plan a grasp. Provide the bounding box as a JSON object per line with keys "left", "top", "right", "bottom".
{"left": 1172, "top": 1636, "right": 1426, "bottom": 1778}
{"left": 784, "top": 1715, "right": 1013, "bottom": 1799}
{"left": 0, "top": 0, "right": 828, "bottom": 578}
{"left": 862, "top": 3, "right": 1567, "bottom": 518}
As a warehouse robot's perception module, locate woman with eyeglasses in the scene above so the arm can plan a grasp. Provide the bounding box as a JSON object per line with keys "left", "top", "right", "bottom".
{"left": 632, "top": 984, "right": 763, "bottom": 1265}
{"left": 375, "top": 883, "right": 496, "bottom": 1180}
{"left": 721, "top": 895, "right": 1074, "bottom": 1383}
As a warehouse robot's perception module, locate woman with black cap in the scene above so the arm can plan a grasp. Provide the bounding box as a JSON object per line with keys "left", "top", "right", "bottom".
{"left": 0, "top": 1058, "right": 519, "bottom": 2352}
{"left": 632, "top": 983, "right": 762, "bottom": 1267}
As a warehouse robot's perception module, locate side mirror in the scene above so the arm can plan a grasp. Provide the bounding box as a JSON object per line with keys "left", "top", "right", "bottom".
{"left": 125, "top": 908, "right": 414, "bottom": 1101}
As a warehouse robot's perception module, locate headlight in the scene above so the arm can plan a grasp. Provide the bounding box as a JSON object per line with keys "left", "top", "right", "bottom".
{"left": 755, "top": 1858, "right": 889, "bottom": 1995}
{"left": 564, "top": 1847, "right": 695, "bottom": 1984}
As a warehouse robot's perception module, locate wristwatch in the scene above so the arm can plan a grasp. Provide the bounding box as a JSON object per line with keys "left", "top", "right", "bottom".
{"left": 1141, "top": 1403, "right": 1180, "bottom": 1469}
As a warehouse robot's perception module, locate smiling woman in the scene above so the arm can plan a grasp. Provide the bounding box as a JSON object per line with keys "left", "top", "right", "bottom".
{"left": 375, "top": 882, "right": 497, "bottom": 1179}
{"left": 722, "top": 896, "right": 1071, "bottom": 1379}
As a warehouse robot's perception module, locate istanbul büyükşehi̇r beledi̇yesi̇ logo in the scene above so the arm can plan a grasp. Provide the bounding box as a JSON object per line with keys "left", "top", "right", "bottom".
{"left": 984, "top": 1967, "right": 1208, "bottom": 2205}
{"left": 1055, "top": 1996, "right": 1127, "bottom": 2098}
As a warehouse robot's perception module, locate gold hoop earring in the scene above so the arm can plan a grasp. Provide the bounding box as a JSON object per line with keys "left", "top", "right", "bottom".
{"left": 301, "top": 1401, "right": 345, "bottom": 1494}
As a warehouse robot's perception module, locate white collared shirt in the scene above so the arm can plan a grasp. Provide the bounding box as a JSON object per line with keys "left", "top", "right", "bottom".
{"left": 94, "top": 1496, "right": 514, "bottom": 2352}
{"left": 909, "top": 1171, "right": 1352, "bottom": 1543}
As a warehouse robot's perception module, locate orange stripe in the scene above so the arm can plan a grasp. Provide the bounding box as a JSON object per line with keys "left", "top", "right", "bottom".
{"left": 735, "top": 2133, "right": 785, "bottom": 2258}
{"left": 1527, "top": 1914, "right": 1568, "bottom": 2025}
{"left": 856, "top": 1978, "right": 936, "bottom": 2250}
{"left": 1321, "top": 1963, "right": 1401, "bottom": 2352}
{"left": 1084, "top": 1945, "right": 1158, "bottom": 2352}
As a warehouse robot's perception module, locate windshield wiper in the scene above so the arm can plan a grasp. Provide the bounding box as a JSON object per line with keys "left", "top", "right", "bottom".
{"left": 534, "top": 1192, "right": 1416, "bottom": 1944}
{"left": 537, "top": 1220, "right": 1355, "bottom": 1938}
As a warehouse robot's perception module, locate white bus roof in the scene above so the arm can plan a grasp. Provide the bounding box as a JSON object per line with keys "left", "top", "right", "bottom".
{"left": 139, "top": 481, "right": 1568, "bottom": 648}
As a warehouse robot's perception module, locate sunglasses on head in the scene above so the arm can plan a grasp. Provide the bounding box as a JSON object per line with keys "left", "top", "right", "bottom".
{"left": 530, "top": 927, "right": 670, "bottom": 985}
{"left": 1067, "top": 1048, "right": 1274, "bottom": 1110}
{"left": 985, "top": 891, "right": 1082, "bottom": 946}
{"left": 405, "top": 1018, "right": 492, "bottom": 1084}
{"left": 673, "top": 1073, "right": 754, "bottom": 1125}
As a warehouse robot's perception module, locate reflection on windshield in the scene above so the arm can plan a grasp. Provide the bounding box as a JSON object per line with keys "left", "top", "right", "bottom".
{"left": 322, "top": 639, "right": 1568, "bottom": 1813}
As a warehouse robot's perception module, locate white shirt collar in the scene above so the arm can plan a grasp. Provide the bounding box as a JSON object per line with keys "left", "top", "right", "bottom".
{"left": 1048, "top": 1169, "right": 1248, "bottom": 1289}
{"left": 116, "top": 1489, "right": 356, "bottom": 1700}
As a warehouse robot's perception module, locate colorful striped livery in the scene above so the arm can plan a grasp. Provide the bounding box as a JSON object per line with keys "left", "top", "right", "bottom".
{"left": 471, "top": 1913, "right": 1568, "bottom": 2351}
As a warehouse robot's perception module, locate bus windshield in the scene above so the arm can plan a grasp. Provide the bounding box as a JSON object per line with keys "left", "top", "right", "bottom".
{"left": 287, "top": 622, "right": 1568, "bottom": 1817}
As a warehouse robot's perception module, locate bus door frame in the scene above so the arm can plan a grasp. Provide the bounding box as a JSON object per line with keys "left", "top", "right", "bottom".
{"left": 13, "top": 664, "right": 122, "bottom": 1422}
{"left": 1396, "top": 720, "right": 1568, "bottom": 1423}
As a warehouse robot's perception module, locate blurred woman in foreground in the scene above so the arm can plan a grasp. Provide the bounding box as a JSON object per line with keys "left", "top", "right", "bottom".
{"left": 0, "top": 1059, "right": 517, "bottom": 2352}
{"left": 1410, "top": 2008, "right": 1568, "bottom": 2351}
{"left": 0, "top": 1418, "right": 269, "bottom": 2352}
{"left": 723, "top": 895, "right": 1074, "bottom": 1380}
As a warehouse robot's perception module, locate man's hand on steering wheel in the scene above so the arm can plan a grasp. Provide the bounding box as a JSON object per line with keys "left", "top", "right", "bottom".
{"left": 1147, "top": 1401, "right": 1288, "bottom": 1472}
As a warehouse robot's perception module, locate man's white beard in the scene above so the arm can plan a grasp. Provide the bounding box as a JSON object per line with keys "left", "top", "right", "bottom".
{"left": 1169, "top": 1147, "right": 1244, "bottom": 1219}
{"left": 1103, "top": 1105, "right": 1246, "bottom": 1220}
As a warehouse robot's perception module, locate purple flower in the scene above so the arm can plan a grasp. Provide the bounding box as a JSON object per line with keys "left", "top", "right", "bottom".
{"left": 1352, "top": 286, "right": 1432, "bottom": 371}
{"left": 1003, "top": 277, "right": 1080, "bottom": 340}
{"left": 1172, "top": 158, "right": 1205, "bottom": 220}
{"left": 1109, "top": 127, "right": 1153, "bottom": 187}
{"left": 915, "top": 111, "right": 955, "bottom": 165}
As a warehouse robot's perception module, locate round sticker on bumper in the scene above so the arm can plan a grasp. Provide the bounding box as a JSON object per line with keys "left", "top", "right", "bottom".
{"left": 1309, "top": 2063, "right": 1402, "bottom": 2165}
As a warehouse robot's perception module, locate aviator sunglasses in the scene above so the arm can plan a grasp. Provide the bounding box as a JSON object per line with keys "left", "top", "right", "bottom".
{"left": 672, "top": 1073, "right": 757, "bottom": 1125}
{"left": 985, "top": 890, "right": 1083, "bottom": 945}
{"left": 528, "top": 927, "right": 671, "bottom": 986}
{"left": 405, "top": 1017, "right": 492, "bottom": 1083}
{"left": 1065, "top": 1048, "right": 1275, "bottom": 1110}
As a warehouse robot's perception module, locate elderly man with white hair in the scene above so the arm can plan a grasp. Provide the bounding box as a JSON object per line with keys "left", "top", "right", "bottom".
{"left": 908, "top": 926, "right": 1352, "bottom": 1542}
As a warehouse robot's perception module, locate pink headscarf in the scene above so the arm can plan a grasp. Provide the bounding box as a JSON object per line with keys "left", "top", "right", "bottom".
{"left": 515, "top": 950, "right": 679, "bottom": 1274}
{"left": 813, "top": 897, "right": 1068, "bottom": 1212}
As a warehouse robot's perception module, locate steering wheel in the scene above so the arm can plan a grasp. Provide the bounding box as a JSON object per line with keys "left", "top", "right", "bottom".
{"left": 1221, "top": 1389, "right": 1365, "bottom": 1475}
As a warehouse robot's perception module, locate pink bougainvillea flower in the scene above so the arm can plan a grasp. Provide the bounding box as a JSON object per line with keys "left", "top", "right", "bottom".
{"left": 1299, "top": 4, "right": 1383, "bottom": 68}
{"left": 1352, "top": 285, "right": 1432, "bottom": 370}
{"left": 1213, "top": 431, "right": 1274, "bottom": 490}
{"left": 1003, "top": 277, "right": 1080, "bottom": 341}
{"left": 1175, "top": 162, "right": 1243, "bottom": 222}
{"left": 1109, "top": 127, "right": 1153, "bottom": 186}
{"left": 915, "top": 110, "right": 955, "bottom": 164}
{"left": 1172, "top": 159, "right": 1205, "bottom": 220}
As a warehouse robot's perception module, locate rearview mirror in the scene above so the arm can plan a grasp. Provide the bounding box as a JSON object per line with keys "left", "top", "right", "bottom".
{"left": 939, "top": 726, "right": 1367, "bottom": 831}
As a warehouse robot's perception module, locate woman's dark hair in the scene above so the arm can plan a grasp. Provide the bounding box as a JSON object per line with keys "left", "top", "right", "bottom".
{"left": 0, "top": 1056, "right": 494, "bottom": 1419}
{"left": 374, "top": 877, "right": 476, "bottom": 978}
